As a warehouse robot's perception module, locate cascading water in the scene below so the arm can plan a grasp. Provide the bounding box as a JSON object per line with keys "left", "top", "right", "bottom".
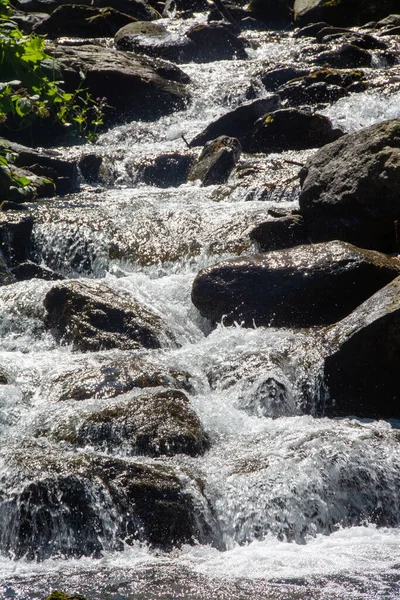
{"left": 1, "top": 14, "right": 400, "bottom": 600}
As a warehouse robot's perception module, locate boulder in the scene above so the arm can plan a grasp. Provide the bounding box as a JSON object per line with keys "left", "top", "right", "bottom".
{"left": 0, "top": 137, "right": 78, "bottom": 195}
{"left": 50, "top": 44, "right": 191, "bottom": 123}
{"left": 136, "top": 152, "right": 194, "bottom": 187}
{"left": 0, "top": 213, "right": 33, "bottom": 267}
{"left": 250, "top": 214, "right": 308, "bottom": 251}
{"left": 298, "top": 119, "right": 400, "bottom": 253}
{"left": 294, "top": 0, "right": 398, "bottom": 27}
{"left": 115, "top": 21, "right": 247, "bottom": 63}
{"left": 191, "top": 241, "right": 400, "bottom": 328}
{"left": 187, "top": 136, "right": 241, "bottom": 186}
{"left": 314, "top": 43, "right": 372, "bottom": 68}
{"left": 11, "top": 261, "right": 64, "bottom": 281}
{"left": 259, "top": 66, "right": 310, "bottom": 91}
{"left": 189, "top": 95, "right": 280, "bottom": 148}
{"left": 277, "top": 80, "right": 349, "bottom": 106}
{"left": 323, "top": 276, "right": 400, "bottom": 419}
{"left": 57, "top": 389, "right": 209, "bottom": 457}
{"left": 245, "top": 108, "right": 344, "bottom": 153}
{"left": 34, "top": 5, "right": 136, "bottom": 38}
{"left": 14, "top": 0, "right": 159, "bottom": 19}
{"left": 248, "top": 0, "right": 292, "bottom": 27}
{"left": 43, "top": 280, "right": 177, "bottom": 351}
{"left": 0, "top": 448, "right": 211, "bottom": 559}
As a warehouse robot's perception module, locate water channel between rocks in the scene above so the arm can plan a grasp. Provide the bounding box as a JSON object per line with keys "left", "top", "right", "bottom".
{"left": 1, "top": 15, "right": 400, "bottom": 600}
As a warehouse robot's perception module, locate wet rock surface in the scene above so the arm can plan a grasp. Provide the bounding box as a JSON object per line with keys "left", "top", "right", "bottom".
{"left": 191, "top": 241, "right": 400, "bottom": 328}
{"left": 50, "top": 44, "right": 191, "bottom": 123}
{"left": 323, "top": 276, "right": 400, "bottom": 419}
{"left": 299, "top": 119, "right": 400, "bottom": 252}
{"left": 43, "top": 280, "right": 177, "bottom": 351}
{"left": 57, "top": 389, "right": 209, "bottom": 457}
{"left": 188, "top": 136, "right": 242, "bottom": 186}
{"left": 0, "top": 447, "right": 210, "bottom": 560}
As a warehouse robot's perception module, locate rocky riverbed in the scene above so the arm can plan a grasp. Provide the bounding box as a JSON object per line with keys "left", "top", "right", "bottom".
{"left": 1, "top": 1, "right": 400, "bottom": 599}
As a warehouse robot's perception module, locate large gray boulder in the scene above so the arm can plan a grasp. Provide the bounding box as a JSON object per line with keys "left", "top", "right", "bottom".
{"left": 191, "top": 241, "right": 400, "bottom": 328}
{"left": 299, "top": 119, "right": 400, "bottom": 252}
{"left": 323, "top": 276, "right": 400, "bottom": 419}
{"left": 51, "top": 44, "right": 191, "bottom": 123}
{"left": 43, "top": 280, "right": 178, "bottom": 351}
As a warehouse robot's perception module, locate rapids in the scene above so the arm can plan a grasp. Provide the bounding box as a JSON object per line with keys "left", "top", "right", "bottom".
{"left": 1, "top": 14, "right": 400, "bottom": 600}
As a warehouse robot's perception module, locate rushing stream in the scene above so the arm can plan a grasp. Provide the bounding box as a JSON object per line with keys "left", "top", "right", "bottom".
{"left": 1, "top": 13, "right": 400, "bottom": 600}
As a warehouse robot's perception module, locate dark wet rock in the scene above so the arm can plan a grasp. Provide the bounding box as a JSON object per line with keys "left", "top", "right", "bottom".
{"left": 51, "top": 44, "right": 191, "bottom": 124}
{"left": 0, "top": 368, "right": 8, "bottom": 384}
{"left": 61, "top": 389, "right": 209, "bottom": 457}
{"left": 191, "top": 241, "right": 400, "bottom": 328}
{"left": 294, "top": 0, "right": 398, "bottom": 27}
{"left": 1, "top": 201, "right": 29, "bottom": 211}
{"left": 188, "top": 136, "right": 241, "bottom": 186}
{"left": 277, "top": 68, "right": 366, "bottom": 106}
{"left": 0, "top": 138, "right": 78, "bottom": 194}
{"left": 14, "top": 0, "right": 159, "bottom": 19}
{"left": 34, "top": 5, "right": 136, "bottom": 38}
{"left": 323, "top": 276, "right": 400, "bottom": 419}
{"left": 50, "top": 358, "right": 194, "bottom": 402}
{"left": 0, "top": 253, "right": 16, "bottom": 286}
{"left": 315, "top": 28, "right": 388, "bottom": 50}
{"left": 248, "top": 0, "right": 292, "bottom": 27}
{"left": 8, "top": 9, "right": 48, "bottom": 33}
{"left": 246, "top": 109, "right": 344, "bottom": 153}
{"left": 259, "top": 66, "right": 310, "bottom": 91}
{"left": 207, "top": 3, "right": 250, "bottom": 28}
{"left": 115, "top": 21, "right": 247, "bottom": 63}
{"left": 278, "top": 80, "right": 349, "bottom": 106}
{"left": 0, "top": 448, "right": 211, "bottom": 559}
{"left": 0, "top": 213, "right": 33, "bottom": 267}
{"left": 189, "top": 96, "right": 280, "bottom": 148}
{"left": 314, "top": 44, "right": 372, "bottom": 68}
{"left": 374, "top": 14, "right": 400, "bottom": 29}
{"left": 78, "top": 154, "right": 103, "bottom": 183}
{"left": 293, "top": 21, "right": 329, "bottom": 37}
{"left": 11, "top": 261, "right": 65, "bottom": 282}
{"left": 43, "top": 280, "right": 177, "bottom": 351}
{"left": 250, "top": 215, "right": 308, "bottom": 251}
{"left": 299, "top": 119, "right": 400, "bottom": 253}
{"left": 137, "top": 152, "right": 194, "bottom": 187}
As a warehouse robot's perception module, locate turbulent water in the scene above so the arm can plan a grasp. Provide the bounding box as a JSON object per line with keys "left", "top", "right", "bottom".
{"left": 1, "top": 15, "right": 400, "bottom": 600}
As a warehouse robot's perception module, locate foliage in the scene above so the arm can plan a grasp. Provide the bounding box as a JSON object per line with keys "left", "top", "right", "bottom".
{"left": 0, "top": 0, "right": 106, "bottom": 141}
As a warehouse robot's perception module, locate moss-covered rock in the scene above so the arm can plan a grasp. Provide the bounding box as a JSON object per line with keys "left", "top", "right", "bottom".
{"left": 45, "top": 592, "right": 87, "bottom": 600}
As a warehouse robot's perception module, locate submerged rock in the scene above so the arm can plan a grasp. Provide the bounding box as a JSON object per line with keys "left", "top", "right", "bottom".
{"left": 299, "top": 118, "right": 400, "bottom": 252}
{"left": 49, "top": 357, "right": 193, "bottom": 402}
{"left": 187, "top": 136, "right": 241, "bottom": 186}
{"left": 191, "top": 241, "right": 400, "bottom": 328}
{"left": 137, "top": 152, "right": 194, "bottom": 187}
{"left": 0, "top": 448, "right": 211, "bottom": 559}
{"left": 323, "top": 276, "right": 400, "bottom": 419}
{"left": 43, "top": 280, "right": 177, "bottom": 351}
{"left": 58, "top": 389, "right": 209, "bottom": 457}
